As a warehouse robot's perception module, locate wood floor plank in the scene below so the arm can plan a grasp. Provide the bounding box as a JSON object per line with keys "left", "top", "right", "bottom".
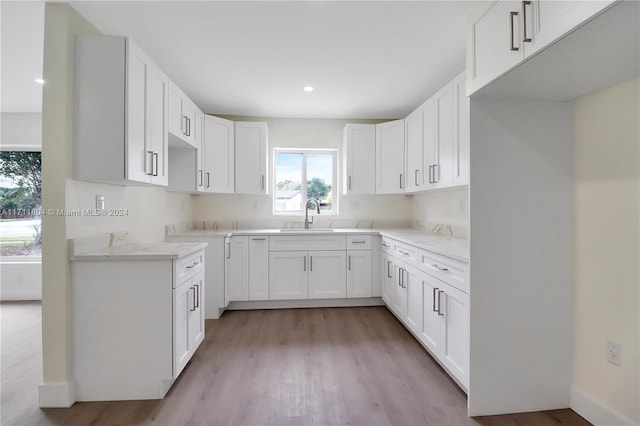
{"left": 1, "top": 303, "right": 591, "bottom": 426}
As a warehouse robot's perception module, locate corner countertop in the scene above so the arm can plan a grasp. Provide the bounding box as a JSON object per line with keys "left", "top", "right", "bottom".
{"left": 70, "top": 242, "right": 208, "bottom": 261}
{"left": 167, "top": 227, "right": 468, "bottom": 263}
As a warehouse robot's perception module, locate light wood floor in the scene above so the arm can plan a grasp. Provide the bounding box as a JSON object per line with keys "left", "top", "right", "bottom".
{"left": 1, "top": 302, "right": 590, "bottom": 426}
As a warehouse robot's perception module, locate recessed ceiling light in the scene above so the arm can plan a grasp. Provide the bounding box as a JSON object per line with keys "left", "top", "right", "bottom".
{"left": 35, "top": 78, "right": 45, "bottom": 85}
{"left": 303, "top": 86, "right": 314, "bottom": 92}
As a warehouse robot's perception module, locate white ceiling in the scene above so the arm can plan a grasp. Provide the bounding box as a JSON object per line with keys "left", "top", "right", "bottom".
{"left": 1, "top": 1, "right": 491, "bottom": 119}
{"left": 1, "top": 1, "right": 45, "bottom": 113}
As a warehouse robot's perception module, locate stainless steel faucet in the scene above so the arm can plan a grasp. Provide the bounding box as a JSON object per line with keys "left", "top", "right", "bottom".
{"left": 304, "top": 198, "right": 321, "bottom": 229}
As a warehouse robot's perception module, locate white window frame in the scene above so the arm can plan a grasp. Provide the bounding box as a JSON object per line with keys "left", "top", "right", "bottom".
{"left": 272, "top": 148, "right": 338, "bottom": 216}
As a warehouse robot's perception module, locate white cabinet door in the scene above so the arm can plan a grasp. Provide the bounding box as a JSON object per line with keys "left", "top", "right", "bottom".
{"left": 404, "top": 264, "right": 422, "bottom": 335}
{"left": 405, "top": 108, "right": 424, "bottom": 193}
{"left": 421, "top": 272, "right": 443, "bottom": 356}
{"left": 468, "top": 0, "right": 524, "bottom": 94}
{"left": 440, "top": 282, "right": 470, "bottom": 389}
{"left": 146, "top": 65, "right": 169, "bottom": 186}
{"left": 249, "top": 236, "right": 269, "bottom": 301}
{"left": 381, "top": 253, "right": 395, "bottom": 307}
{"left": 225, "top": 236, "right": 248, "bottom": 304}
{"left": 347, "top": 250, "right": 372, "bottom": 298}
{"left": 173, "top": 278, "right": 192, "bottom": 377}
{"left": 125, "top": 42, "right": 149, "bottom": 184}
{"left": 235, "top": 122, "right": 268, "bottom": 195}
{"left": 452, "top": 71, "right": 470, "bottom": 187}
{"left": 422, "top": 97, "right": 437, "bottom": 190}
{"left": 168, "top": 81, "right": 197, "bottom": 148}
{"left": 343, "top": 124, "right": 376, "bottom": 195}
{"left": 188, "top": 271, "right": 205, "bottom": 350}
{"left": 308, "top": 251, "right": 347, "bottom": 299}
{"left": 526, "top": 0, "right": 614, "bottom": 57}
{"left": 434, "top": 81, "right": 453, "bottom": 189}
{"left": 375, "top": 119, "right": 405, "bottom": 194}
{"left": 269, "top": 251, "right": 308, "bottom": 300}
{"left": 204, "top": 115, "right": 235, "bottom": 193}
{"left": 393, "top": 262, "right": 407, "bottom": 317}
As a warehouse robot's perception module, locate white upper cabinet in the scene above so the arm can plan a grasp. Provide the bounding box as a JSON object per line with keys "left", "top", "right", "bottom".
{"left": 168, "top": 82, "right": 198, "bottom": 148}
{"left": 434, "top": 82, "right": 454, "bottom": 189}
{"left": 452, "top": 71, "right": 470, "bottom": 187}
{"left": 421, "top": 97, "right": 437, "bottom": 191}
{"left": 343, "top": 124, "right": 376, "bottom": 195}
{"left": 404, "top": 108, "right": 424, "bottom": 193}
{"left": 203, "top": 115, "right": 235, "bottom": 193}
{"left": 235, "top": 122, "right": 268, "bottom": 195}
{"left": 375, "top": 119, "right": 405, "bottom": 194}
{"left": 74, "top": 36, "right": 168, "bottom": 186}
{"left": 468, "top": 0, "right": 616, "bottom": 95}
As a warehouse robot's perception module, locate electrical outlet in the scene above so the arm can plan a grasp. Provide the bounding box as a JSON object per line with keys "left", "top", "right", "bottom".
{"left": 96, "top": 195, "right": 105, "bottom": 210}
{"left": 351, "top": 201, "right": 359, "bottom": 211}
{"left": 607, "top": 340, "right": 622, "bottom": 366}
{"left": 251, "top": 201, "right": 258, "bottom": 210}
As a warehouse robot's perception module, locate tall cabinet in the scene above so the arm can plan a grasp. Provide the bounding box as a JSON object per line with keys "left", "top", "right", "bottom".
{"left": 74, "top": 36, "right": 168, "bottom": 186}
{"left": 235, "top": 122, "right": 268, "bottom": 195}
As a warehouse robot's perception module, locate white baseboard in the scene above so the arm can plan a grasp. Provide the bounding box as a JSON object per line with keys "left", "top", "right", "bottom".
{"left": 570, "top": 386, "right": 637, "bottom": 426}
{"left": 39, "top": 381, "right": 75, "bottom": 407}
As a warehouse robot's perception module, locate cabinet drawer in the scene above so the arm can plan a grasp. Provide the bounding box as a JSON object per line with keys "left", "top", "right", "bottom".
{"left": 175, "top": 250, "right": 204, "bottom": 287}
{"left": 381, "top": 236, "right": 393, "bottom": 254}
{"left": 392, "top": 241, "right": 419, "bottom": 268}
{"left": 419, "top": 249, "right": 468, "bottom": 294}
{"left": 347, "top": 235, "right": 371, "bottom": 250}
{"left": 269, "top": 235, "right": 346, "bottom": 251}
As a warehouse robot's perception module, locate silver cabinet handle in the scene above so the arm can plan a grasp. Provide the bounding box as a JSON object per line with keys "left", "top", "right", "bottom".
{"left": 432, "top": 263, "right": 449, "bottom": 272}
{"left": 382, "top": 242, "right": 390, "bottom": 248}
{"left": 399, "top": 174, "right": 404, "bottom": 189}
{"left": 186, "top": 261, "right": 200, "bottom": 269}
{"left": 433, "top": 164, "right": 439, "bottom": 183}
{"left": 194, "top": 284, "right": 200, "bottom": 308}
{"left": 348, "top": 175, "right": 352, "bottom": 190}
{"left": 398, "top": 249, "right": 410, "bottom": 257}
{"left": 403, "top": 269, "right": 407, "bottom": 288}
{"left": 187, "top": 117, "right": 191, "bottom": 136}
{"left": 310, "top": 255, "right": 313, "bottom": 272}
{"left": 183, "top": 116, "right": 189, "bottom": 136}
{"left": 190, "top": 287, "right": 196, "bottom": 312}
{"left": 399, "top": 268, "right": 404, "bottom": 287}
{"left": 146, "top": 151, "right": 154, "bottom": 176}
{"left": 352, "top": 240, "right": 366, "bottom": 244}
{"left": 510, "top": 11, "right": 519, "bottom": 51}
{"left": 415, "top": 169, "right": 419, "bottom": 186}
{"left": 429, "top": 165, "right": 434, "bottom": 183}
{"left": 261, "top": 175, "right": 265, "bottom": 190}
{"left": 348, "top": 255, "right": 351, "bottom": 271}
{"left": 252, "top": 238, "right": 266, "bottom": 241}
{"left": 226, "top": 242, "right": 231, "bottom": 259}
{"left": 304, "top": 255, "right": 307, "bottom": 272}
{"left": 387, "top": 261, "right": 392, "bottom": 278}
{"left": 198, "top": 169, "right": 203, "bottom": 187}
{"left": 432, "top": 287, "right": 439, "bottom": 312}
{"left": 153, "top": 152, "right": 159, "bottom": 176}
{"left": 437, "top": 290, "right": 445, "bottom": 316}
{"left": 206, "top": 172, "right": 211, "bottom": 188}
{"left": 522, "top": 0, "right": 532, "bottom": 42}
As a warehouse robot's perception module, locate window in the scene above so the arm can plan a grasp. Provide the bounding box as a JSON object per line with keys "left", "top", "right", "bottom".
{"left": 0, "top": 149, "right": 42, "bottom": 258}
{"left": 273, "top": 149, "right": 337, "bottom": 215}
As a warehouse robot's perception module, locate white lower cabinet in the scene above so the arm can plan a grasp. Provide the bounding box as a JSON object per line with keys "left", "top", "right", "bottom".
{"left": 248, "top": 236, "right": 269, "bottom": 300}
{"left": 225, "top": 236, "right": 249, "bottom": 304}
{"left": 308, "top": 251, "right": 347, "bottom": 299}
{"left": 269, "top": 251, "right": 308, "bottom": 300}
{"left": 71, "top": 247, "right": 205, "bottom": 401}
{"left": 347, "top": 250, "right": 372, "bottom": 298}
{"left": 380, "top": 236, "right": 469, "bottom": 391}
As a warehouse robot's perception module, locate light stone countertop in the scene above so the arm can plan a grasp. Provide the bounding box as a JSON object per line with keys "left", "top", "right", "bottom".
{"left": 70, "top": 241, "right": 208, "bottom": 261}
{"left": 167, "top": 227, "right": 469, "bottom": 263}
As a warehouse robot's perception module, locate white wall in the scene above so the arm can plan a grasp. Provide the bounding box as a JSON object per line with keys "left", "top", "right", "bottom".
{"left": 571, "top": 77, "right": 639, "bottom": 425}
{"left": 0, "top": 113, "right": 42, "bottom": 148}
{"left": 192, "top": 116, "right": 412, "bottom": 223}
{"left": 39, "top": 4, "right": 193, "bottom": 407}
{"left": 468, "top": 98, "right": 573, "bottom": 416}
{"left": 411, "top": 187, "right": 469, "bottom": 236}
